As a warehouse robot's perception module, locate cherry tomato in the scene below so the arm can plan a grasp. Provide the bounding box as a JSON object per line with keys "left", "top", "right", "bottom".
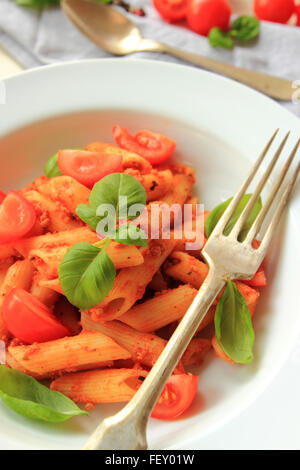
{"left": 186, "top": 0, "right": 232, "bottom": 36}
{"left": 2, "top": 288, "right": 70, "bottom": 344}
{"left": 57, "top": 149, "right": 123, "bottom": 188}
{"left": 295, "top": 3, "right": 300, "bottom": 26}
{"left": 113, "top": 126, "right": 176, "bottom": 164}
{"left": 153, "top": 0, "right": 187, "bottom": 22}
{"left": 254, "top": 0, "right": 295, "bottom": 24}
{"left": 0, "top": 191, "right": 36, "bottom": 245}
{"left": 151, "top": 374, "right": 198, "bottom": 420}
{"left": 243, "top": 239, "right": 266, "bottom": 287}
{"left": 0, "top": 191, "right": 6, "bottom": 204}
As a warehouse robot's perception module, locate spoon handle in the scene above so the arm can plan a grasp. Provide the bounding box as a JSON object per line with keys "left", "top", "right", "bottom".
{"left": 139, "top": 39, "right": 293, "bottom": 101}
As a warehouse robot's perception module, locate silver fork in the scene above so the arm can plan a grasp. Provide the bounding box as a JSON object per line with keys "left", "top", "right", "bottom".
{"left": 84, "top": 130, "right": 300, "bottom": 450}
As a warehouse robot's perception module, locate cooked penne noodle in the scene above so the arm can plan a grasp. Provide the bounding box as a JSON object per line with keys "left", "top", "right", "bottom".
{"left": 51, "top": 368, "right": 148, "bottom": 404}
{"left": 29, "top": 241, "right": 144, "bottom": 279}
{"left": 0, "top": 259, "right": 34, "bottom": 342}
{"left": 81, "top": 315, "right": 184, "bottom": 373}
{"left": 15, "top": 226, "right": 99, "bottom": 258}
{"left": 0, "top": 258, "right": 15, "bottom": 286}
{"left": 119, "top": 285, "right": 197, "bottom": 333}
{"left": 164, "top": 251, "right": 209, "bottom": 289}
{"left": 85, "top": 239, "right": 177, "bottom": 321}
{"left": 38, "top": 277, "right": 64, "bottom": 294}
{"left": 148, "top": 269, "right": 168, "bottom": 292}
{"left": 8, "top": 330, "right": 131, "bottom": 377}
{"left": 23, "top": 190, "right": 82, "bottom": 232}
{"left": 182, "top": 338, "right": 211, "bottom": 366}
{"left": 30, "top": 271, "right": 60, "bottom": 308}
{"left": 54, "top": 297, "right": 81, "bottom": 336}
{"left": 125, "top": 169, "right": 173, "bottom": 201}
{"left": 37, "top": 175, "right": 90, "bottom": 213}
{"left": 160, "top": 166, "right": 195, "bottom": 206}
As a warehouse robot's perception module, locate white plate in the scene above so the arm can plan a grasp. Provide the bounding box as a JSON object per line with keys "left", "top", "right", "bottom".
{"left": 0, "top": 59, "right": 299, "bottom": 450}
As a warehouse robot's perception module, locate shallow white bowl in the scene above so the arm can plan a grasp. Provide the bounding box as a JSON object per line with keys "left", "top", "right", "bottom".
{"left": 0, "top": 59, "right": 299, "bottom": 450}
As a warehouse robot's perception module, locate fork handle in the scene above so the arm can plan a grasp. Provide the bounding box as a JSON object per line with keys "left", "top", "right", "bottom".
{"left": 139, "top": 39, "right": 293, "bottom": 101}
{"left": 84, "top": 265, "right": 226, "bottom": 450}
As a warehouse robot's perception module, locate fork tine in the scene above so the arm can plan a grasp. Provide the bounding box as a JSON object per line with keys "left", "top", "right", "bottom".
{"left": 257, "top": 161, "right": 300, "bottom": 261}
{"left": 210, "top": 129, "right": 279, "bottom": 236}
{"left": 230, "top": 131, "right": 290, "bottom": 239}
{"left": 245, "top": 138, "right": 300, "bottom": 243}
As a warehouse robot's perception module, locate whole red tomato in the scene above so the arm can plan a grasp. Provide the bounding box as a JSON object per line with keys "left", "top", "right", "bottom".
{"left": 186, "top": 0, "right": 232, "bottom": 36}
{"left": 153, "top": 0, "right": 187, "bottom": 22}
{"left": 254, "top": 0, "right": 295, "bottom": 24}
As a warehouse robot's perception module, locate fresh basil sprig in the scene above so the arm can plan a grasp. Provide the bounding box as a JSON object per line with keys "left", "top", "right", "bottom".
{"left": 209, "top": 16, "right": 260, "bottom": 50}
{"left": 215, "top": 279, "right": 255, "bottom": 364}
{"left": 230, "top": 16, "right": 260, "bottom": 42}
{"left": 209, "top": 28, "right": 234, "bottom": 50}
{"left": 0, "top": 365, "right": 88, "bottom": 422}
{"left": 60, "top": 173, "right": 147, "bottom": 310}
{"left": 77, "top": 173, "right": 147, "bottom": 232}
{"left": 205, "top": 194, "right": 262, "bottom": 241}
{"left": 44, "top": 152, "right": 62, "bottom": 178}
{"left": 59, "top": 241, "right": 116, "bottom": 311}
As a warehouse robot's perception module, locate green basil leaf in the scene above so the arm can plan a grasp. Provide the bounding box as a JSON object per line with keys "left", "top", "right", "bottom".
{"left": 114, "top": 224, "right": 148, "bottom": 248}
{"left": 215, "top": 279, "right": 255, "bottom": 364}
{"left": 76, "top": 204, "right": 101, "bottom": 231}
{"left": 205, "top": 194, "right": 262, "bottom": 241}
{"left": 0, "top": 365, "right": 88, "bottom": 422}
{"left": 230, "top": 16, "right": 260, "bottom": 42}
{"left": 209, "top": 28, "right": 234, "bottom": 50}
{"left": 89, "top": 173, "right": 147, "bottom": 220}
{"left": 59, "top": 242, "right": 116, "bottom": 310}
{"left": 44, "top": 152, "right": 62, "bottom": 178}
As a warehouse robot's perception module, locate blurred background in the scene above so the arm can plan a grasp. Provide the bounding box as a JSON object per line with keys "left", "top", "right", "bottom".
{"left": 0, "top": 0, "right": 299, "bottom": 116}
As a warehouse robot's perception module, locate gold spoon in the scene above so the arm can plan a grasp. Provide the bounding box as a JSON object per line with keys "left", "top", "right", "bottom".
{"left": 62, "top": 0, "right": 293, "bottom": 101}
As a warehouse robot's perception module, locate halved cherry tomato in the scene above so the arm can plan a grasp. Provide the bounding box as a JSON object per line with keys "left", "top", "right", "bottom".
{"left": 186, "top": 0, "right": 232, "bottom": 36}
{"left": 57, "top": 149, "right": 123, "bottom": 188}
{"left": 0, "top": 191, "right": 36, "bottom": 245}
{"left": 0, "top": 191, "right": 6, "bottom": 204}
{"left": 151, "top": 374, "right": 198, "bottom": 420}
{"left": 2, "top": 288, "right": 70, "bottom": 344}
{"left": 153, "top": 0, "right": 187, "bottom": 22}
{"left": 254, "top": 0, "right": 295, "bottom": 24}
{"left": 113, "top": 126, "right": 176, "bottom": 165}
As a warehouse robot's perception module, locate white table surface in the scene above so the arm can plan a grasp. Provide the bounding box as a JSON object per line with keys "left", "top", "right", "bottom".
{"left": 0, "top": 0, "right": 299, "bottom": 449}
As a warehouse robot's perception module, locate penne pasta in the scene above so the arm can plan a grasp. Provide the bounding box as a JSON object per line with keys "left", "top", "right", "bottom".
{"left": 159, "top": 165, "right": 195, "bottom": 206}
{"left": 38, "top": 277, "right": 64, "bottom": 294}
{"left": 85, "top": 238, "right": 177, "bottom": 322}
{"left": 182, "top": 338, "right": 211, "bottom": 366}
{"left": 81, "top": 315, "right": 184, "bottom": 373}
{"left": 8, "top": 330, "right": 131, "bottom": 377}
{"left": 148, "top": 269, "right": 168, "bottom": 292}
{"left": 16, "top": 227, "right": 144, "bottom": 278}
{"left": 54, "top": 297, "right": 81, "bottom": 336}
{"left": 164, "top": 251, "right": 209, "bottom": 289}
{"left": 23, "top": 190, "right": 82, "bottom": 232}
{"left": 119, "top": 285, "right": 198, "bottom": 333}
{"left": 51, "top": 368, "right": 148, "bottom": 404}
{"left": 36, "top": 175, "right": 90, "bottom": 213}
{"left": 30, "top": 271, "right": 60, "bottom": 308}
{"left": 125, "top": 169, "right": 173, "bottom": 201}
